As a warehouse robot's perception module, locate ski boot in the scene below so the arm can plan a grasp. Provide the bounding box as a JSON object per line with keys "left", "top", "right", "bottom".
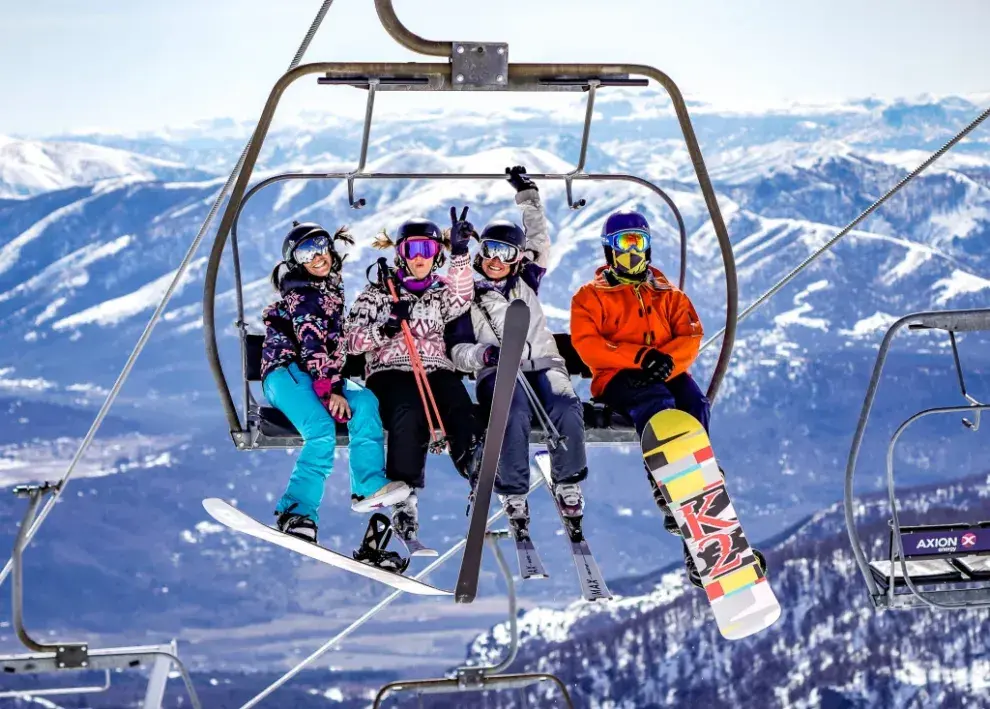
{"left": 645, "top": 467, "right": 682, "bottom": 537}
{"left": 353, "top": 513, "right": 409, "bottom": 574}
{"left": 499, "top": 493, "right": 532, "bottom": 542}
{"left": 275, "top": 503, "right": 318, "bottom": 543}
{"left": 553, "top": 481, "right": 586, "bottom": 542}
{"left": 351, "top": 480, "right": 411, "bottom": 513}
{"left": 391, "top": 490, "right": 435, "bottom": 555}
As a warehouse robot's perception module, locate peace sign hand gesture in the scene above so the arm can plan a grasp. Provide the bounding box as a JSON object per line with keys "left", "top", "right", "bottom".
{"left": 448, "top": 205, "right": 475, "bottom": 256}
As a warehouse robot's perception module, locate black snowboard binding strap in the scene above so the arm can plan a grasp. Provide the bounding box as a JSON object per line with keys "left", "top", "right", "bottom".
{"left": 353, "top": 513, "right": 410, "bottom": 574}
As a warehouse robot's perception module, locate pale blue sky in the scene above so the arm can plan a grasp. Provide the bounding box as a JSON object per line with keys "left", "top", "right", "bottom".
{"left": 3, "top": 0, "right": 989, "bottom": 136}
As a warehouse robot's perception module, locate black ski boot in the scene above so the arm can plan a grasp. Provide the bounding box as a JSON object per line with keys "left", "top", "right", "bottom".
{"left": 682, "top": 543, "right": 704, "bottom": 589}
{"left": 275, "top": 503, "right": 318, "bottom": 543}
{"left": 353, "top": 513, "right": 409, "bottom": 574}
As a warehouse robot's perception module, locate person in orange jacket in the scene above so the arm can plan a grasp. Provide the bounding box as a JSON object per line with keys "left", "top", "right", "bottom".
{"left": 570, "top": 210, "right": 709, "bottom": 437}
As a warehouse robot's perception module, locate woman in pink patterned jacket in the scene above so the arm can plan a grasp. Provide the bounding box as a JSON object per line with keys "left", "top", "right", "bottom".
{"left": 345, "top": 209, "right": 476, "bottom": 550}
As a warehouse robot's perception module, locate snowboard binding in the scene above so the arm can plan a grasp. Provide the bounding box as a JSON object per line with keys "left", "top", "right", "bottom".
{"left": 353, "top": 513, "right": 410, "bottom": 574}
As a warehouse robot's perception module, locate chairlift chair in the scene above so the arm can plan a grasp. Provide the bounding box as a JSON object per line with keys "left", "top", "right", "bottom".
{"left": 203, "top": 0, "right": 741, "bottom": 454}
{"left": 844, "top": 308, "right": 990, "bottom": 611}
{"left": 0, "top": 483, "right": 202, "bottom": 708}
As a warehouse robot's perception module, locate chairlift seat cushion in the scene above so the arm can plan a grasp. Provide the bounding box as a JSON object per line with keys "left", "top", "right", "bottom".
{"left": 868, "top": 559, "right": 965, "bottom": 589}
{"left": 953, "top": 556, "right": 990, "bottom": 580}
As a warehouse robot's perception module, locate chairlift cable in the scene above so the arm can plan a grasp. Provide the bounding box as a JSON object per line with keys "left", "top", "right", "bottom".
{"left": 699, "top": 104, "right": 990, "bottom": 356}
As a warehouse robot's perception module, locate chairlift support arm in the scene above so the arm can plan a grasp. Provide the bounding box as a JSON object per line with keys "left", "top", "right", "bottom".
{"left": 372, "top": 531, "right": 574, "bottom": 708}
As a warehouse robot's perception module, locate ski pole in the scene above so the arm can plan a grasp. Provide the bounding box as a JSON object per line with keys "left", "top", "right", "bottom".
{"left": 377, "top": 259, "right": 449, "bottom": 454}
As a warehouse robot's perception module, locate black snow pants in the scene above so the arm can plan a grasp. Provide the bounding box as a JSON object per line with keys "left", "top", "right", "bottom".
{"left": 366, "top": 369, "right": 476, "bottom": 489}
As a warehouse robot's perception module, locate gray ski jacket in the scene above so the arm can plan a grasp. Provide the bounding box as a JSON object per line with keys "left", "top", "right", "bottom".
{"left": 447, "top": 188, "right": 570, "bottom": 385}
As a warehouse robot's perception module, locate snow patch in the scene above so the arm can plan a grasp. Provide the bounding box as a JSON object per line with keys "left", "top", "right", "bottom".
{"left": 774, "top": 303, "right": 829, "bottom": 332}
{"left": 840, "top": 312, "right": 899, "bottom": 339}
{"left": 933, "top": 269, "right": 990, "bottom": 305}
{"left": 52, "top": 258, "right": 206, "bottom": 329}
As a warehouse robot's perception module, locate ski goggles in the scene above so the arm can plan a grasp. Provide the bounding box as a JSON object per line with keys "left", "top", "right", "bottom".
{"left": 292, "top": 234, "right": 331, "bottom": 264}
{"left": 399, "top": 237, "right": 442, "bottom": 261}
{"left": 602, "top": 229, "right": 650, "bottom": 253}
{"left": 479, "top": 239, "right": 522, "bottom": 264}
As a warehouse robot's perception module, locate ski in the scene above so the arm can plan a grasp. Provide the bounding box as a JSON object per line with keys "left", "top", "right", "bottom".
{"left": 202, "top": 499, "right": 451, "bottom": 596}
{"left": 640, "top": 409, "right": 781, "bottom": 640}
{"left": 511, "top": 528, "right": 549, "bottom": 580}
{"left": 534, "top": 451, "right": 612, "bottom": 602}
{"left": 455, "top": 299, "right": 531, "bottom": 603}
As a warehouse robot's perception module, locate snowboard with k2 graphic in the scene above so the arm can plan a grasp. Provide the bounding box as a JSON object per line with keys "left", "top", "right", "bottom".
{"left": 641, "top": 409, "right": 781, "bottom": 640}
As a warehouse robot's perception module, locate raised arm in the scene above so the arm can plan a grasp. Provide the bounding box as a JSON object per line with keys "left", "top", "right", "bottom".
{"left": 516, "top": 188, "right": 550, "bottom": 269}
{"left": 439, "top": 252, "right": 474, "bottom": 321}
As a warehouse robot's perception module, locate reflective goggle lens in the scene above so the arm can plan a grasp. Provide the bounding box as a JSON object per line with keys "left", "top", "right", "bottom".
{"left": 293, "top": 235, "right": 331, "bottom": 264}
{"left": 480, "top": 240, "right": 522, "bottom": 264}
{"left": 400, "top": 238, "right": 442, "bottom": 261}
{"left": 610, "top": 230, "right": 649, "bottom": 252}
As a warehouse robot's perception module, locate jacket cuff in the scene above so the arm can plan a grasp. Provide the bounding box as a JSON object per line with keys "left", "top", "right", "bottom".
{"left": 515, "top": 188, "right": 540, "bottom": 205}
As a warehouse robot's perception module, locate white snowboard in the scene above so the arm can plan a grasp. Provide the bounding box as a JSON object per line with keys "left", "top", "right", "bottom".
{"left": 202, "top": 499, "right": 452, "bottom": 597}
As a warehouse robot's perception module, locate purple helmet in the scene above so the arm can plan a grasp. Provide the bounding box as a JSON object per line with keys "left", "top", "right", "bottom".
{"left": 601, "top": 210, "right": 652, "bottom": 275}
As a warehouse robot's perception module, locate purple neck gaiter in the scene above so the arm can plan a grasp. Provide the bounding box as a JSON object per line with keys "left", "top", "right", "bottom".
{"left": 397, "top": 267, "right": 436, "bottom": 293}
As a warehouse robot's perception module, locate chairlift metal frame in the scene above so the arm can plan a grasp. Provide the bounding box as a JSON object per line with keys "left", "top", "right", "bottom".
{"left": 371, "top": 531, "right": 574, "bottom": 709}
{"left": 203, "top": 0, "right": 740, "bottom": 454}
{"left": 844, "top": 308, "right": 990, "bottom": 611}
{"left": 1, "top": 484, "right": 202, "bottom": 708}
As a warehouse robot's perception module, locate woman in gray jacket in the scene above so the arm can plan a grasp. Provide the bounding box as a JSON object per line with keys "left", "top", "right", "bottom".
{"left": 446, "top": 166, "right": 588, "bottom": 541}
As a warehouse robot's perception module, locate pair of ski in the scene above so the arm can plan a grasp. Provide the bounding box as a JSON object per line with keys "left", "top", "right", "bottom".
{"left": 504, "top": 451, "right": 612, "bottom": 602}
{"left": 204, "top": 299, "right": 533, "bottom": 601}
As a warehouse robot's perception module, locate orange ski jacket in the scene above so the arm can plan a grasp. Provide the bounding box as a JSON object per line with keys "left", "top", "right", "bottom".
{"left": 570, "top": 266, "right": 704, "bottom": 397}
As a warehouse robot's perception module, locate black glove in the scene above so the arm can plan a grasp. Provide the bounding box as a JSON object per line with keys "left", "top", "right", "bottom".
{"left": 505, "top": 165, "right": 537, "bottom": 193}
{"left": 482, "top": 345, "right": 500, "bottom": 367}
{"left": 379, "top": 300, "right": 412, "bottom": 339}
{"left": 640, "top": 349, "right": 674, "bottom": 383}
{"left": 449, "top": 206, "right": 475, "bottom": 256}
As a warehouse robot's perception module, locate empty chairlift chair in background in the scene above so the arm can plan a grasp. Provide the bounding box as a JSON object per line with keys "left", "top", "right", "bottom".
{"left": 844, "top": 308, "right": 990, "bottom": 611}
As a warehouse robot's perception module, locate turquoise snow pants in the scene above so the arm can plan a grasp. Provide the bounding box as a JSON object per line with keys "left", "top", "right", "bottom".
{"left": 263, "top": 363, "right": 388, "bottom": 524}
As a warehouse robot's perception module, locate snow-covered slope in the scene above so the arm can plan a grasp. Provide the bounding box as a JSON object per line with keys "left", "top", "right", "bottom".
{"left": 0, "top": 134, "right": 213, "bottom": 199}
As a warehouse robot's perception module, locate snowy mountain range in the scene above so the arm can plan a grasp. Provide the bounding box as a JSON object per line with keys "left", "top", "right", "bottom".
{"left": 0, "top": 91, "right": 988, "bottom": 705}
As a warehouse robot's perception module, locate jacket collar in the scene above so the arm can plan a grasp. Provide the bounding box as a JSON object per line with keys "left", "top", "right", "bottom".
{"left": 591, "top": 265, "right": 671, "bottom": 292}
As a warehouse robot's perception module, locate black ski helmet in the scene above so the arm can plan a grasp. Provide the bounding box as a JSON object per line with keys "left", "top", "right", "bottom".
{"left": 394, "top": 217, "right": 446, "bottom": 271}
{"left": 474, "top": 219, "right": 527, "bottom": 278}
{"left": 281, "top": 221, "right": 343, "bottom": 271}
{"left": 478, "top": 220, "right": 526, "bottom": 249}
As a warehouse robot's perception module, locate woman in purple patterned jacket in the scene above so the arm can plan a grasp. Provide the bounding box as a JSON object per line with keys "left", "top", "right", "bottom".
{"left": 261, "top": 222, "right": 410, "bottom": 550}
{"left": 345, "top": 209, "right": 476, "bottom": 551}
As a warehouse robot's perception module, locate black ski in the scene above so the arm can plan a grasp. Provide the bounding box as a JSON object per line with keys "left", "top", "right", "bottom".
{"left": 510, "top": 523, "right": 549, "bottom": 580}
{"left": 534, "top": 451, "right": 612, "bottom": 602}
{"left": 455, "top": 299, "right": 531, "bottom": 603}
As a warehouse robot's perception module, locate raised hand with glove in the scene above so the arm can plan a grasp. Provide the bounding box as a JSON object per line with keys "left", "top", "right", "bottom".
{"left": 448, "top": 206, "right": 475, "bottom": 256}
{"left": 505, "top": 165, "right": 537, "bottom": 193}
